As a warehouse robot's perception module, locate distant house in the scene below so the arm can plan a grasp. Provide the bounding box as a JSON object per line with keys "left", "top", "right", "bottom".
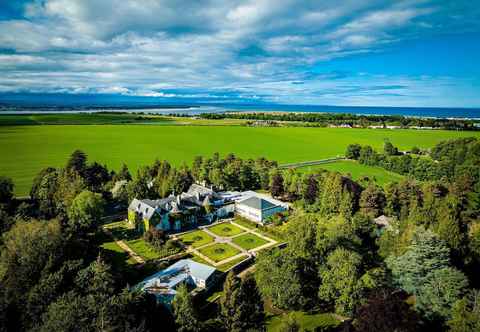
{"left": 128, "top": 183, "right": 233, "bottom": 233}
{"left": 134, "top": 259, "right": 217, "bottom": 305}
{"left": 233, "top": 191, "right": 288, "bottom": 224}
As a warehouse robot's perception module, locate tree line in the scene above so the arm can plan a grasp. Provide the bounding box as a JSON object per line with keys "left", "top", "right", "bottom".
{"left": 193, "top": 112, "right": 480, "bottom": 130}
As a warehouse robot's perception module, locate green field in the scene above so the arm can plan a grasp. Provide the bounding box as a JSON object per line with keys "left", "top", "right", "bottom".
{"left": 178, "top": 230, "right": 214, "bottom": 248}
{"left": 232, "top": 233, "right": 269, "bottom": 250}
{"left": 1, "top": 124, "right": 478, "bottom": 195}
{"left": 298, "top": 160, "right": 405, "bottom": 185}
{"left": 207, "top": 223, "right": 245, "bottom": 237}
{"left": 198, "top": 243, "right": 241, "bottom": 262}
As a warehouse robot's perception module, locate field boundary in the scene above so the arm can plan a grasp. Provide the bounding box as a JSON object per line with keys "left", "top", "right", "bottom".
{"left": 279, "top": 157, "right": 345, "bottom": 169}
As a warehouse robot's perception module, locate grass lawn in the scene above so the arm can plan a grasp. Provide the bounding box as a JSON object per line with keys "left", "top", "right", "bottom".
{"left": 103, "top": 220, "right": 137, "bottom": 240}
{"left": 208, "top": 223, "right": 245, "bottom": 237}
{"left": 178, "top": 230, "right": 214, "bottom": 248}
{"left": 233, "top": 217, "right": 285, "bottom": 241}
{"left": 198, "top": 243, "right": 241, "bottom": 263}
{"left": 1, "top": 124, "right": 478, "bottom": 195}
{"left": 216, "top": 255, "right": 248, "bottom": 272}
{"left": 125, "top": 238, "right": 163, "bottom": 260}
{"left": 232, "top": 233, "right": 269, "bottom": 250}
{"left": 266, "top": 312, "right": 341, "bottom": 332}
{"left": 298, "top": 160, "right": 405, "bottom": 186}
{"left": 100, "top": 241, "right": 138, "bottom": 265}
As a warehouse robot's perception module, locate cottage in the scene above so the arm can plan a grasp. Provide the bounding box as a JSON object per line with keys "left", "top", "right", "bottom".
{"left": 134, "top": 259, "right": 217, "bottom": 305}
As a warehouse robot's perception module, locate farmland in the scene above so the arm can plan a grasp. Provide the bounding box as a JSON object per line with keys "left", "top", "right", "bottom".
{"left": 1, "top": 124, "right": 478, "bottom": 195}
{"left": 296, "top": 160, "right": 405, "bottom": 186}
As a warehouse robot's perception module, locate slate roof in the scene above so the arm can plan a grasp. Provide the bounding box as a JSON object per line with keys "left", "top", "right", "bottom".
{"left": 128, "top": 197, "right": 176, "bottom": 220}
{"left": 135, "top": 259, "right": 216, "bottom": 297}
{"left": 186, "top": 183, "right": 217, "bottom": 198}
{"left": 237, "top": 196, "right": 276, "bottom": 211}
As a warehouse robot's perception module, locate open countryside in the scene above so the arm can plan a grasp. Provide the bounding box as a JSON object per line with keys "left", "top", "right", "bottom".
{"left": 2, "top": 124, "right": 478, "bottom": 195}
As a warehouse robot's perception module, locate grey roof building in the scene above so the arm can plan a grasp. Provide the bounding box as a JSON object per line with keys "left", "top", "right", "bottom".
{"left": 235, "top": 194, "right": 287, "bottom": 224}
{"left": 134, "top": 259, "right": 217, "bottom": 305}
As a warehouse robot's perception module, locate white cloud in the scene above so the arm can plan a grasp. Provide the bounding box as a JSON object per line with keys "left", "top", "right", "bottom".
{"left": 0, "top": 0, "right": 478, "bottom": 106}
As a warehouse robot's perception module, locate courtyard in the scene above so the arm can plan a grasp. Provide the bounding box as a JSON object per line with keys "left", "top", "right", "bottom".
{"left": 175, "top": 219, "right": 278, "bottom": 267}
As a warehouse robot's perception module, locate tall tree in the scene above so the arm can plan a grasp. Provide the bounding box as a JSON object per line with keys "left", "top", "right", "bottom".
{"left": 220, "top": 271, "right": 241, "bottom": 331}
{"left": 66, "top": 150, "right": 87, "bottom": 176}
{"left": 386, "top": 228, "right": 450, "bottom": 296}
{"left": 448, "top": 289, "right": 480, "bottom": 332}
{"left": 0, "top": 176, "right": 14, "bottom": 205}
{"left": 172, "top": 284, "right": 199, "bottom": 332}
{"left": 359, "top": 184, "right": 386, "bottom": 217}
{"left": 416, "top": 267, "right": 468, "bottom": 320}
{"left": 255, "top": 249, "right": 305, "bottom": 310}
{"left": 353, "top": 288, "right": 419, "bottom": 332}
{"left": 232, "top": 274, "right": 265, "bottom": 332}
{"left": 67, "top": 190, "right": 105, "bottom": 234}
{"left": 114, "top": 163, "right": 132, "bottom": 182}
{"left": 270, "top": 171, "right": 284, "bottom": 198}
{"left": 318, "top": 247, "right": 363, "bottom": 315}
{"left": 302, "top": 174, "right": 319, "bottom": 205}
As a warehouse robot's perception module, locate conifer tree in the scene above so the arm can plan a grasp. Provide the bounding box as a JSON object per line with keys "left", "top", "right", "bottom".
{"left": 172, "top": 284, "right": 199, "bottom": 332}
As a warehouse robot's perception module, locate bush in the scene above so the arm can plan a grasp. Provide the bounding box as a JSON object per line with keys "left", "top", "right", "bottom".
{"left": 144, "top": 228, "right": 167, "bottom": 249}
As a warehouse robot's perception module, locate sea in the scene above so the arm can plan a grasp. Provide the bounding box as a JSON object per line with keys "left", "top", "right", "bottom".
{"left": 1, "top": 103, "right": 480, "bottom": 120}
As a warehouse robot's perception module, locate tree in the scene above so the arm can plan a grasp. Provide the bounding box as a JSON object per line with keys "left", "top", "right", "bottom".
{"left": 39, "top": 292, "right": 88, "bottom": 332}
{"left": 66, "top": 150, "right": 87, "bottom": 176}
{"left": 302, "top": 174, "right": 319, "bottom": 205}
{"left": 0, "top": 176, "right": 14, "bottom": 205}
{"left": 30, "top": 168, "right": 59, "bottom": 219}
{"left": 84, "top": 162, "right": 110, "bottom": 191}
{"left": 0, "top": 206, "right": 14, "bottom": 235}
{"left": 172, "top": 284, "right": 199, "bottom": 332}
{"left": 448, "top": 289, "right": 480, "bottom": 332}
{"left": 436, "top": 195, "right": 464, "bottom": 252}
{"left": 220, "top": 271, "right": 241, "bottom": 331}
{"left": 286, "top": 216, "right": 318, "bottom": 261}
{"left": 67, "top": 190, "right": 105, "bottom": 234}
{"left": 416, "top": 267, "right": 468, "bottom": 320}
{"left": 353, "top": 288, "right": 419, "bottom": 332}
{"left": 255, "top": 249, "right": 305, "bottom": 310}
{"left": 346, "top": 144, "right": 362, "bottom": 160}
{"left": 468, "top": 222, "right": 480, "bottom": 260}
{"left": 386, "top": 228, "right": 450, "bottom": 296}
{"left": 359, "top": 184, "right": 386, "bottom": 217}
{"left": 127, "top": 167, "right": 153, "bottom": 201}
{"left": 384, "top": 140, "right": 399, "bottom": 156}
{"left": 233, "top": 274, "right": 265, "bottom": 332}
{"left": 318, "top": 248, "right": 363, "bottom": 315}
{"left": 270, "top": 171, "right": 284, "bottom": 198}
{"left": 0, "top": 220, "right": 64, "bottom": 305}
{"left": 114, "top": 163, "right": 132, "bottom": 182}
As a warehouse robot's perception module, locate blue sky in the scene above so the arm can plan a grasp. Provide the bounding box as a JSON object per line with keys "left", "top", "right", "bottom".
{"left": 0, "top": 0, "right": 479, "bottom": 107}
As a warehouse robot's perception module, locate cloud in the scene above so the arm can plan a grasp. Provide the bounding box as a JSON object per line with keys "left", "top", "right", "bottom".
{"left": 0, "top": 0, "right": 478, "bottom": 107}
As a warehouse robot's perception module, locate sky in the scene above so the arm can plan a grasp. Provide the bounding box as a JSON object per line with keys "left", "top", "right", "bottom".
{"left": 0, "top": 0, "right": 479, "bottom": 107}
